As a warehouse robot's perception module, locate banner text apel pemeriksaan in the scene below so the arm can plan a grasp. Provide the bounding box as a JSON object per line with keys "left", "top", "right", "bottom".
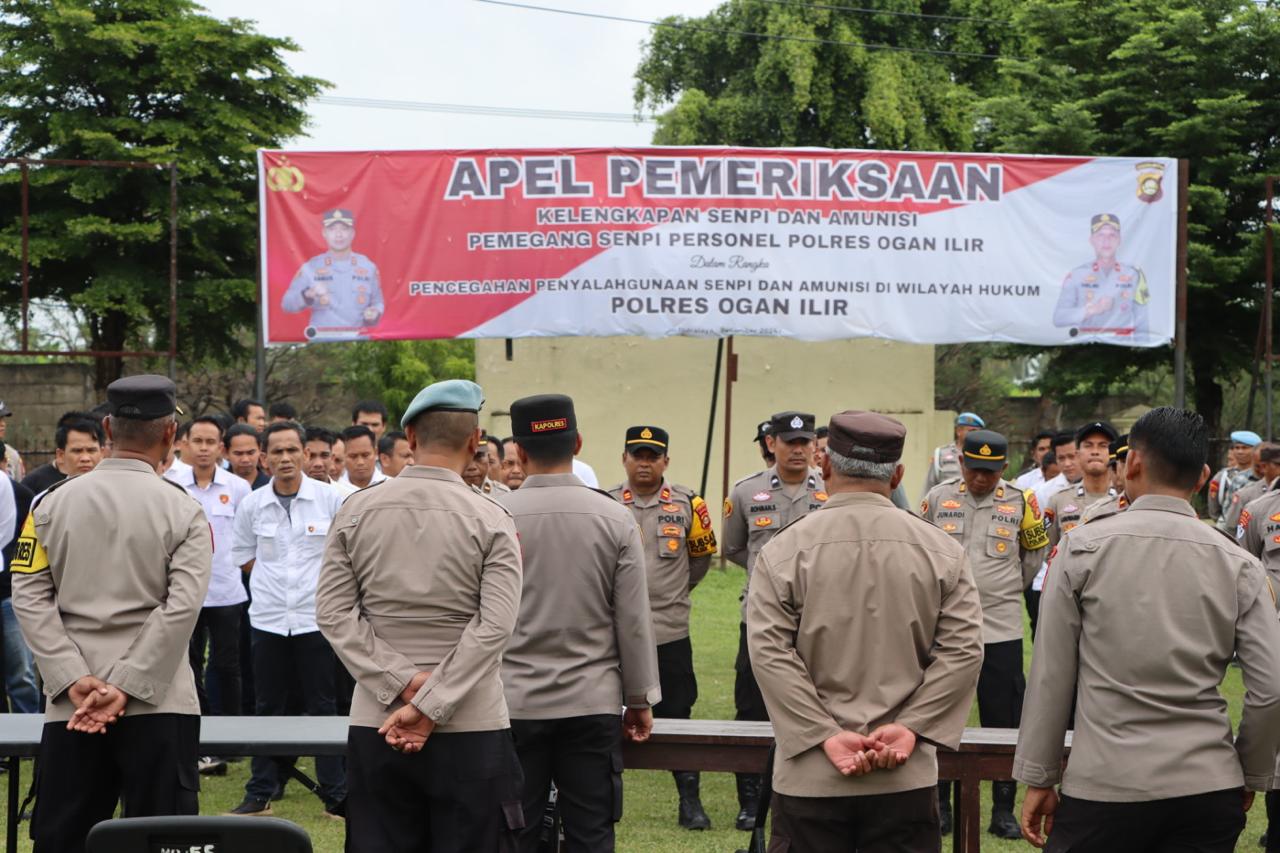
{"left": 258, "top": 148, "right": 1177, "bottom": 347}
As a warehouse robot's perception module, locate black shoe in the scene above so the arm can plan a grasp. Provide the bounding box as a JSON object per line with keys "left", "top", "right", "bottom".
{"left": 674, "top": 772, "right": 711, "bottom": 830}
{"left": 226, "top": 798, "right": 273, "bottom": 817}
{"left": 939, "top": 800, "right": 953, "bottom": 835}
{"left": 324, "top": 799, "right": 346, "bottom": 821}
{"left": 734, "top": 773, "right": 762, "bottom": 831}
{"left": 989, "top": 809, "right": 1021, "bottom": 839}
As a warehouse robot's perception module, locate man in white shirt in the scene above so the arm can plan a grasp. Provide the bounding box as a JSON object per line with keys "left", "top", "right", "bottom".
{"left": 172, "top": 416, "right": 251, "bottom": 775}
{"left": 1013, "top": 430, "right": 1054, "bottom": 491}
{"left": 229, "top": 421, "right": 347, "bottom": 818}
{"left": 1033, "top": 431, "right": 1081, "bottom": 508}
{"left": 338, "top": 425, "right": 387, "bottom": 491}
{"left": 304, "top": 427, "right": 357, "bottom": 498}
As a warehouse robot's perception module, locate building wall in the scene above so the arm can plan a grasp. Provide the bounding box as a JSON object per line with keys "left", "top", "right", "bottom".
{"left": 0, "top": 362, "right": 96, "bottom": 466}
{"left": 476, "top": 336, "right": 947, "bottom": 512}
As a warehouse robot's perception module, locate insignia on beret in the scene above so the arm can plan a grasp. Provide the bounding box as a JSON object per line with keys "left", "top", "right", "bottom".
{"left": 789, "top": 416, "right": 803, "bottom": 429}
{"left": 530, "top": 418, "right": 569, "bottom": 433}
{"left": 979, "top": 444, "right": 992, "bottom": 456}
{"left": 641, "top": 428, "right": 653, "bottom": 439}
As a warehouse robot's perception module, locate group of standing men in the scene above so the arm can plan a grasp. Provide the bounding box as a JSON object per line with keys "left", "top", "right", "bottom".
{"left": 9, "top": 373, "right": 1280, "bottom": 853}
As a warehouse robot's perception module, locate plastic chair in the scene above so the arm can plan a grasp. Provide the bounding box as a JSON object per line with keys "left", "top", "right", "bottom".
{"left": 85, "top": 815, "right": 312, "bottom": 853}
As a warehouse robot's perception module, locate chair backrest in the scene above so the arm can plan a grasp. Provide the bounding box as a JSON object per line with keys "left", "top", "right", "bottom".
{"left": 85, "top": 816, "right": 312, "bottom": 853}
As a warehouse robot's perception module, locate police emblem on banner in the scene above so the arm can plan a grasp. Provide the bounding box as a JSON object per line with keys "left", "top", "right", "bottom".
{"left": 266, "top": 156, "right": 305, "bottom": 192}
{"left": 1135, "top": 162, "right": 1165, "bottom": 204}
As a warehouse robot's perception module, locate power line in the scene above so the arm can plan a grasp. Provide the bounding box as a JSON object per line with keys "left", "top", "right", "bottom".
{"left": 750, "top": 0, "right": 1014, "bottom": 26}
{"left": 472, "top": 0, "right": 1024, "bottom": 60}
{"left": 314, "top": 95, "right": 655, "bottom": 124}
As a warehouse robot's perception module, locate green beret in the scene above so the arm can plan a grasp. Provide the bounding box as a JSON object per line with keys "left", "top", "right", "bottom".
{"left": 400, "top": 379, "right": 485, "bottom": 427}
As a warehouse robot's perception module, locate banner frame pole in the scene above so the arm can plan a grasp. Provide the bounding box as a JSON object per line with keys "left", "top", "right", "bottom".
{"left": 1174, "top": 159, "right": 1189, "bottom": 409}
{"left": 701, "top": 337, "right": 724, "bottom": 499}
{"left": 255, "top": 241, "right": 267, "bottom": 404}
{"left": 720, "top": 336, "right": 737, "bottom": 571}
{"left": 1265, "top": 175, "right": 1274, "bottom": 438}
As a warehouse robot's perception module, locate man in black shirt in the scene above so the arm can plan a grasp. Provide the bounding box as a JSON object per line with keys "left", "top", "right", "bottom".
{"left": 1, "top": 439, "right": 37, "bottom": 711}
{"left": 20, "top": 413, "right": 104, "bottom": 495}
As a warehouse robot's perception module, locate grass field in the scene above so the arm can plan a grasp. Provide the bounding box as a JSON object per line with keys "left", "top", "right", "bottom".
{"left": 0, "top": 564, "right": 1269, "bottom": 850}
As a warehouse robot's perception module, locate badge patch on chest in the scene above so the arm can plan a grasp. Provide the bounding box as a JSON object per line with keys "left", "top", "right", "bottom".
{"left": 754, "top": 516, "right": 773, "bottom": 527}
{"left": 941, "top": 500, "right": 961, "bottom": 509}
{"left": 662, "top": 524, "right": 681, "bottom": 536}
{"left": 753, "top": 491, "right": 771, "bottom": 501}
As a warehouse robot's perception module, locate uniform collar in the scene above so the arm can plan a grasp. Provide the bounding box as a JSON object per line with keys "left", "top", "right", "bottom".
{"left": 622, "top": 480, "right": 670, "bottom": 506}
{"left": 181, "top": 464, "right": 234, "bottom": 488}
{"left": 768, "top": 466, "right": 818, "bottom": 492}
{"left": 96, "top": 457, "right": 160, "bottom": 475}
{"left": 397, "top": 465, "right": 466, "bottom": 485}
{"left": 264, "top": 474, "right": 319, "bottom": 506}
{"left": 520, "top": 473, "right": 586, "bottom": 489}
{"left": 1126, "top": 494, "right": 1196, "bottom": 517}
{"left": 820, "top": 491, "right": 895, "bottom": 509}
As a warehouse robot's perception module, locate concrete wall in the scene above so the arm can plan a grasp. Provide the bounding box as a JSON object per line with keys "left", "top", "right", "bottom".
{"left": 0, "top": 362, "right": 96, "bottom": 464}
{"left": 476, "top": 336, "right": 946, "bottom": 513}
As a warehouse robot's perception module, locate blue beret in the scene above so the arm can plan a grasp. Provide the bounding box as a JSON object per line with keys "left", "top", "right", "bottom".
{"left": 400, "top": 379, "right": 485, "bottom": 427}
{"left": 955, "top": 412, "right": 985, "bottom": 428}
{"left": 1231, "top": 430, "right": 1262, "bottom": 447}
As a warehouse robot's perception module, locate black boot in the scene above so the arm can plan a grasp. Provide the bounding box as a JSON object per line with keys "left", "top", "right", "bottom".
{"left": 673, "top": 772, "right": 711, "bottom": 830}
{"left": 937, "top": 781, "right": 952, "bottom": 835}
{"left": 735, "top": 773, "right": 762, "bottom": 831}
{"left": 989, "top": 781, "right": 1021, "bottom": 839}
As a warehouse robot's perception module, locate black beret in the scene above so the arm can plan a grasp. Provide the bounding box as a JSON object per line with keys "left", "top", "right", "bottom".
{"left": 107, "top": 375, "right": 178, "bottom": 420}
{"left": 510, "top": 394, "right": 576, "bottom": 440}
{"left": 625, "top": 425, "right": 668, "bottom": 453}
{"left": 769, "top": 411, "right": 816, "bottom": 441}
{"left": 962, "top": 429, "right": 1008, "bottom": 471}
{"left": 826, "top": 411, "right": 905, "bottom": 463}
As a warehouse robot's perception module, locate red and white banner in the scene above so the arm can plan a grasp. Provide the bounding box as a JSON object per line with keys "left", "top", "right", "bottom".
{"left": 258, "top": 148, "right": 1177, "bottom": 347}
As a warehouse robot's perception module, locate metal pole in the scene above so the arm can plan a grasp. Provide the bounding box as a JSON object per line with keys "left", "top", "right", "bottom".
{"left": 1174, "top": 159, "right": 1189, "bottom": 409}
{"left": 701, "top": 337, "right": 724, "bottom": 498}
{"left": 168, "top": 164, "right": 178, "bottom": 380}
{"left": 254, "top": 242, "right": 267, "bottom": 404}
{"left": 720, "top": 336, "right": 737, "bottom": 569}
{"left": 20, "top": 163, "right": 29, "bottom": 352}
{"left": 1266, "top": 176, "right": 1274, "bottom": 437}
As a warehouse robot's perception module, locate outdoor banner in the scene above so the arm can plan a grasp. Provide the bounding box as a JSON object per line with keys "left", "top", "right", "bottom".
{"left": 258, "top": 147, "right": 1178, "bottom": 347}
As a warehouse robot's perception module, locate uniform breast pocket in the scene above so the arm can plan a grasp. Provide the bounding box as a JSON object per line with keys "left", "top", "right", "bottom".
{"left": 1263, "top": 531, "right": 1280, "bottom": 555}
{"left": 986, "top": 522, "right": 1016, "bottom": 559}
{"left": 937, "top": 516, "right": 964, "bottom": 540}
{"left": 208, "top": 504, "right": 235, "bottom": 551}
{"left": 253, "top": 520, "right": 279, "bottom": 562}
{"left": 658, "top": 523, "right": 685, "bottom": 559}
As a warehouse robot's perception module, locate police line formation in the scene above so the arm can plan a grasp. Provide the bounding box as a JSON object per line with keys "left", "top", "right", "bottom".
{"left": 2, "top": 375, "right": 1279, "bottom": 853}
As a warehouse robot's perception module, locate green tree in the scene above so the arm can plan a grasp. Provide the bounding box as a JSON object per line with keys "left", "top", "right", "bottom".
{"left": 0, "top": 0, "right": 325, "bottom": 390}
{"left": 335, "top": 340, "right": 476, "bottom": 426}
{"left": 634, "top": 0, "right": 1028, "bottom": 148}
{"left": 974, "top": 0, "right": 1280, "bottom": 430}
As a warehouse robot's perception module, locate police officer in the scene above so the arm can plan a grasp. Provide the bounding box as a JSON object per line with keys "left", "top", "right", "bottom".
{"left": 1052, "top": 213, "right": 1150, "bottom": 335}
{"left": 607, "top": 426, "right": 717, "bottom": 831}
{"left": 723, "top": 410, "right": 827, "bottom": 831}
{"left": 753, "top": 420, "right": 775, "bottom": 466}
{"left": 749, "top": 411, "right": 984, "bottom": 851}
{"left": 498, "top": 395, "right": 660, "bottom": 853}
{"left": 282, "top": 208, "right": 385, "bottom": 338}
{"left": 1080, "top": 434, "right": 1131, "bottom": 525}
{"left": 1214, "top": 430, "right": 1263, "bottom": 526}
{"left": 920, "top": 429, "right": 1047, "bottom": 838}
{"left": 11, "top": 376, "right": 211, "bottom": 853}
{"left": 315, "top": 379, "right": 525, "bottom": 851}
{"left": 1043, "top": 422, "right": 1119, "bottom": 552}
{"left": 922, "top": 412, "right": 985, "bottom": 495}
{"left": 1222, "top": 443, "right": 1280, "bottom": 537}
{"left": 1016, "top": 407, "right": 1280, "bottom": 852}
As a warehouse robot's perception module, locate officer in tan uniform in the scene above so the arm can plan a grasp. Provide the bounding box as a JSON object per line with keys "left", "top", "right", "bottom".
{"left": 920, "top": 428, "right": 1048, "bottom": 838}
{"left": 922, "top": 411, "right": 985, "bottom": 496}
{"left": 607, "top": 425, "right": 716, "bottom": 830}
{"left": 1016, "top": 406, "right": 1280, "bottom": 852}
{"left": 1079, "top": 434, "right": 1131, "bottom": 525}
{"left": 497, "top": 395, "right": 661, "bottom": 853}
{"left": 316, "top": 379, "right": 524, "bottom": 851}
{"left": 748, "top": 411, "right": 984, "bottom": 851}
{"left": 1222, "top": 443, "right": 1280, "bottom": 537}
{"left": 723, "top": 410, "right": 827, "bottom": 831}
{"left": 1042, "top": 422, "right": 1119, "bottom": 552}
{"left": 11, "top": 375, "right": 211, "bottom": 853}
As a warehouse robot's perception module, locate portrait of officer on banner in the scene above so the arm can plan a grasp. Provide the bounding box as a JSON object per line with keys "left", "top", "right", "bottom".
{"left": 281, "top": 208, "right": 385, "bottom": 341}
{"left": 1052, "top": 213, "right": 1150, "bottom": 337}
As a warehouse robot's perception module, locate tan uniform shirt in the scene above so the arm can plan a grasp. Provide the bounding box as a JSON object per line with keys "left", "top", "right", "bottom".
{"left": 1236, "top": 488, "right": 1280, "bottom": 596}
{"left": 1223, "top": 477, "right": 1271, "bottom": 536}
{"left": 723, "top": 467, "right": 827, "bottom": 617}
{"left": 920, "top": 478, "right": 1047, "bottom": 644}
{"left": 11, "top": 458, "right": 211, "bottom": 721}
{"left": 1015, "top": 495, "right": 1280, "bottom": 799}
{"left": 606, "top": 480, "right": 717, "bottom": 645}
{"left": 316, "top": 466, "right": 521, "bottom": 731}
{"left": 1044, "top": 482, "right": 1115, "bottom": 551}
{"left": 499, "top": 473, "right": 661, "bottom": 718}
{"left": 1078, "top": 492, "right": 1129, "bottom": 525}
{"left": 480, "top": 477, "right": 510, "bottom": 495}
{"left": 922, "top": 441, "right": 962, "bottom": 496}
{"left": 747, "top": 491, "right": 984, "bottom": 797}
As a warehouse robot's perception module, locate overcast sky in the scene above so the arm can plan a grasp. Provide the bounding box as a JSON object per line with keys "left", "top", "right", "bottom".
{"left": 198, "top": 0, "right": 723, "bottom": 149}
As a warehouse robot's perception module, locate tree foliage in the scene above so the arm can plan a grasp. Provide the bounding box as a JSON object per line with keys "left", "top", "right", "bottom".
{"left": 636, "top": 0, "right": 1280, "bottom": 431}
{"left": 0, "top": 0, "right": 325, "bottom": 390}
{"left": 335, "top": 340, "right": 476, "bottom": 426}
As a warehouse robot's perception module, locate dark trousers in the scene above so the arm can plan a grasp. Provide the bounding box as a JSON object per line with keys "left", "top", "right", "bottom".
{"left": 768, "top": 786, "right": 940, "bottom": 853}
{"left": 511, "top": 714, "right": 623, "bottom": 853}
{"left": 239, "top": 574, "right": 255, "bottom": 714}
{"left": 654, "top": 636, "right": 698, "bottom": 720}
{"left": 344, "top": 725, "right": 524, "bottom": 853}
{"left": 1025, "top": 587, "right": 1041, "bottom": 637}
{"left": 1045, "top": 789, "right": 1246, "bottom": 853}
{"left": 734, "top": 622, "right": 769, "bottom": 722}
{"left": 1267, "top": 791, "right": 1280, "bottom": 852}
{"left": 244, "top": 628, "right": 346, "bottom": 805}
{"left": 32, "top": 714, "right": 199, "bottom": 853}
{"left": 188, "top": 603, "right": 243, "bottom": 716}
{"left": 939, "top": 639, "right": 1023, "bottom": 809}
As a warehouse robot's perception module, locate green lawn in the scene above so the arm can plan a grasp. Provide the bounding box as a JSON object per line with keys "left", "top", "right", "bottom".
{"left": 1, "top": 565, "right": 1269, "bottom": 850}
